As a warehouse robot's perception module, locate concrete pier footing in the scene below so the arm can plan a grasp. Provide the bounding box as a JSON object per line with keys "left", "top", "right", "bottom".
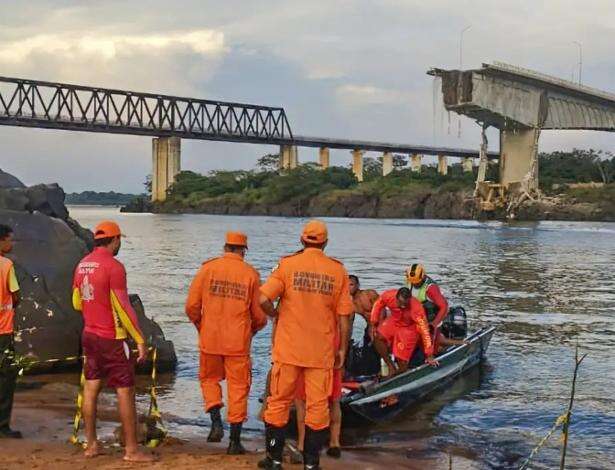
{"left": 151, "top": 136, "right": 181, "bottom": 202}
{"left": 411, "top": 154, "right": 422, "bottom": 173}
{"left": 279, "top": 145, "right": 299, "bottom": 171}
{"left": 437, "top": 154, "right": 448, "bottom": 176}
{"left": 500, "top": 128, "right": 539, "bottom": 190}
{"left": 352, "top": 150, "right": 365, "bottom": 182}
{"left": 382, "top": 152, "right": 393, "bottom": 176}
{"left": 462, "top": 157, "right": 474, "bottom": 173}
{"left": 319, "top": 147, "right": 330, "bottom": 169}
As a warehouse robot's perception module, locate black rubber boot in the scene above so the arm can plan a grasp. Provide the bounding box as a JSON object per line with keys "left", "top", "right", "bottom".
{"left": 303, "top": 426, "right": 328, "bottom": 470}
{"left": 207, "top": 406, "right": 224, "bottom": 442}
{"left": 257, "top": 424, "right": 285, "bottom": 469}
{"left": 0, "top": 427, "right": 22, "bottom": 439}
{"left": 227, "top": 422, "right": 246, "bottom": 455}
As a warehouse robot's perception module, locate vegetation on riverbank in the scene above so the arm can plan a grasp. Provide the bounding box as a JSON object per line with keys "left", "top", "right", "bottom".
{"left": 122, "top": 149, "right": 615, "bottom": 221}
{"left": 66, "top": 190, "right": 140, "bottom": 206}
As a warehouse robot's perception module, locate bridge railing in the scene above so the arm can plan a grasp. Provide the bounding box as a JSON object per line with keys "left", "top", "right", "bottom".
{"left": 0, "top": 76, "right": 293, "bottom": 141}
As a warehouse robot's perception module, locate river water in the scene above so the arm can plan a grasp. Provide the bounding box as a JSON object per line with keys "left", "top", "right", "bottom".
{"left": 67, "top": 207, "right": 615, "bottom": 469}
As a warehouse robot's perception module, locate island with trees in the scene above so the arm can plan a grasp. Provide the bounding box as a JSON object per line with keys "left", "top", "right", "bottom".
{"left": 122, "top": 150, "right": 615, "bottom": 221}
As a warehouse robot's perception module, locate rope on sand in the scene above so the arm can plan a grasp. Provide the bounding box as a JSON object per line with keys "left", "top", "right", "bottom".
{"left": 518, "top": 413, "right": 568, "bottom": 470}
{"left": 66, "top": 347, "right": 167, "bottom": 449}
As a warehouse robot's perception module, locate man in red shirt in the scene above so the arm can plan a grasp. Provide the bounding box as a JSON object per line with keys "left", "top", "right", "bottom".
{"left": 72, "top": 221, "right": 154, "bottom": 462}
{"left": 370, "top": 287, "right": 438, "bottom": 377}
{"left": 0, "top": 224, "right": 21, "bottom": 439}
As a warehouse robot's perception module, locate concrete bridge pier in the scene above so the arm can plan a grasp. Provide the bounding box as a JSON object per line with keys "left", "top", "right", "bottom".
{"left": 382, "top": 152, "right": 393, "bottom": 176}
{"left": 411, "top": 154, "right": 422, "bottom": 173}
{"left": 151, "top": 136, "right": 181, "bottom": 202}
{"left": 500, "top": 128, "right": 539, "bottom": 190}
{"left": 352, "top": 150, "right": 364, "bottom": 182}
{"left": 279, "top": 145, "right": 299, "bottom": 171}
{"left": 462, "top": 157, "right": 474, "bottom": 173}
{"left": 437, "top": 154, "right": 448, "bottom": 175}
{"left": 319, "top": 147, "right": 330, "bottom": 169}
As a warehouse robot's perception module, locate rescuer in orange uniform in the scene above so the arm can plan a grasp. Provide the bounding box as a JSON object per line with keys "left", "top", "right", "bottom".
{"left": 185, "top": 231, "right": 267, "bottom": 455}
{"left": 370, "top": 287, "right": 438, "bottom": 377}
{"left": 0, "top": 224, "right": 21, "bottom": 439}
{"left": 259, "top": 220, "right": 353, "bottom": 470}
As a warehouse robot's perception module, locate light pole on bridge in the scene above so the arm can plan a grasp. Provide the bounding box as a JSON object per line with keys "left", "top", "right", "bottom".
{"left": 458, "top": 25, "right": 472, "bottom": 138}
{"left": 459, "top": 25, "right": 472, "bottom": 69}
{"left": 572, "top": 41, "right": 583, "bottom": 85}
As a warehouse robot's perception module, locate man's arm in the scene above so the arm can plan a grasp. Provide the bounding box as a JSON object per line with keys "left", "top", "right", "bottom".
{"left": 413, "top": 303, "right": 438, "bottom": 367}
{"left": 109, "top": 264, "right": 146, "bottom": 363}
{"left": 369, "top": 296, "right": 385, "bottom": 327}
{"left": 250, "top": 274, "right": 268, "bottom": 333}
{"left": 259, "top": 294, "right": 278, "bottom": 318}
{"left": 334, "top": 273, "right": 354, "bottom": 368}
{"left": 8, "top": 264, "right": 20, "bottom": 308}
{"left": 427, "top": 284, "right": 448, "bottom": 329}
{"left": 259, "top": 262, "right": 285, "bottom": 318}
{"left": 185, "top": 268, "right": 205, "bottom": 330}
{"left": 335, "top": 315, "right": 351, "bottom": 369}
{"left": 439, "top": 335, "right": 467, "bottom": 347}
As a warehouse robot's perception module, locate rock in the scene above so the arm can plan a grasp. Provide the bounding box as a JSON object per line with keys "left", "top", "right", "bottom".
{"left": 424, "top": 190, "right": 474, "bottom": 219}
{"left": 120, "top": 196, "right": 153, "bottom": 213}
{"left": 0, "top": 171, "right": 176, "bottom": 373}
{"left": 0, "top": 168, "right": 26, "bottom": 189}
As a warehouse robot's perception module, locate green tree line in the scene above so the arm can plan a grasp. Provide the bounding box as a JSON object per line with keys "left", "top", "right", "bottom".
{"left": 164, "top": 149, "right": 615, "bottom": 204}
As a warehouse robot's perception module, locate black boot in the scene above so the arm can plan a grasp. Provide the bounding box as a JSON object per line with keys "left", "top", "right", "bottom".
{"left": 257, "top": 424, "right": 285, "bottom": 469}
{"left": 227, "top": 422, "right": 246, "bottom": 455}
{"left": 303, "top": 426, "right": 328, "bottom": 470}
{"left": 0, "top": 427, "right": 22, "bottom": 439}
{"left": 207, "top": 406, "right": 224, "bottom": 442}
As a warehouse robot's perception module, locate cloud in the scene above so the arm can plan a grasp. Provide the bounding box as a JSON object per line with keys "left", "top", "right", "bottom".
{"left": 336, "top": 84, "right": 413, "bottom": 107}
{"left": 1, "top": 0, "right": 615, "bottom": 191}
{"left": 0, "top": 30, "right": 225, "bottom": 63}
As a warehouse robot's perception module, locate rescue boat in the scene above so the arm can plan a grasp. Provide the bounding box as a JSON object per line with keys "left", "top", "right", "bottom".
{"left": 340, "top": 326, "right": 496, "bottom": 424}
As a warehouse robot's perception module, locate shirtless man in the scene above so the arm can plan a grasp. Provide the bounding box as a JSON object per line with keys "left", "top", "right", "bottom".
{"left": 348, "top": 275, "right": 379, "bottom": 335}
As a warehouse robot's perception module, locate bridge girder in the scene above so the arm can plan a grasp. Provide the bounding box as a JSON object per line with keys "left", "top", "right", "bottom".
{"left": 0, "top": 76, "right": 293, "bottom": 142}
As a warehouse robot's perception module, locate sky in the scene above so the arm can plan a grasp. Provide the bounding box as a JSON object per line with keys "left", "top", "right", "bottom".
{"left": 1, "top": 0, "right": 615, "bottom": 192}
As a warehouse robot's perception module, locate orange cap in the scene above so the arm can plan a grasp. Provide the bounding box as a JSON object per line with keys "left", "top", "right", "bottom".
{"left": 93, "top": 220, "right": 122, "bottom": 240}
{"left": 225, "top": 231, "right": 248, "bottom": 247}
{"left": 301, "top": 220, "right": 328, "bottom": 244}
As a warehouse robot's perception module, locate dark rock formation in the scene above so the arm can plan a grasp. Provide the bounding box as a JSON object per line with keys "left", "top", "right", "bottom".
{"left": 127, "top": 184, "right": 614, "bottom": 222}
{"left": 120, "top": 196, "right": 153, "bottom": 214}
{"left": 0, "top": 169, "right": 176, "bottom": 373}
{"left": 133, "top": 186, "right": 479, "bottom": 220}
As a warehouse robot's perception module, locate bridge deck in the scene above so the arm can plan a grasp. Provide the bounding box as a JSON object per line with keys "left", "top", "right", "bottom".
{"left": 0, "top": 75, "right": 496, "bottom": 158}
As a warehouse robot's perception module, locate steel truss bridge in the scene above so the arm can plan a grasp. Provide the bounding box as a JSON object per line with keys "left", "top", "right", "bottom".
{"left": 0, "top": 75, "right": 495, "bottom": 159}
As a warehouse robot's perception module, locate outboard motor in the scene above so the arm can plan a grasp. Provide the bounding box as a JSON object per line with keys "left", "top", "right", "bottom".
{"left": 441, "top": 306, "right": 467, "bottom": 339}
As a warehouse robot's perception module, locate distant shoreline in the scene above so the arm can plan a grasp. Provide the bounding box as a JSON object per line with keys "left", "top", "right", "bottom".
{"left": 65, "top": 190, "right": 141, "bottom": 206}
{"left": 120, "top": 186, "right": 615, "bottom": 223}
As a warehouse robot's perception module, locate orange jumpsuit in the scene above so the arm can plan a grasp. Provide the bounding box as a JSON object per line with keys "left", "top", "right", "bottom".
{"left": 185, "top": 252, "right": 267, "bottom": 424}
{"left": 260, "top": 248, "right": 353, "bottom": 430}
{"left": 0, "top": 255, "right": 19, "bottom": 335}
{"left": 370, "top": 289, "right": 433, "bottom": 361}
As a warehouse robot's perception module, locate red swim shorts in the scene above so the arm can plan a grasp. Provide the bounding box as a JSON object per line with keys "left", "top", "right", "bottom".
{"left": 82, "top": 331, "right": 135, "bottom": 388}
{"left": 295, "top": 367, "right": 343, "bottom": 402}
{"left": 377, "top": 317, "right": 419, "bottom": 362}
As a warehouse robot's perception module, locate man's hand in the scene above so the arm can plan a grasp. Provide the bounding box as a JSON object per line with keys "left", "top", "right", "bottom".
{"left": 425, "top": 355, "right": 439, "bottom": 367}
{"left": 369, "top": 323, "right": 378, "bottom": 342}
{"left": 137, "top": 343, "right": 148, "bottom": 364}
{"left": 334, "top": 348, "right": 346, "bottom": 369}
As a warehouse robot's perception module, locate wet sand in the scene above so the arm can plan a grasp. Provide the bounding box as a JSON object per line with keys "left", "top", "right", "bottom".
{"left": 5, "top": 377, "right": 468, "bottom": 470}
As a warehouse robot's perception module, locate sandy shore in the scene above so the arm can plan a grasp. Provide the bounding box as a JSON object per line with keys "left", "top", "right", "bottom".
{"left": 4, "top": 376, "right": 470, "bottom": 470}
